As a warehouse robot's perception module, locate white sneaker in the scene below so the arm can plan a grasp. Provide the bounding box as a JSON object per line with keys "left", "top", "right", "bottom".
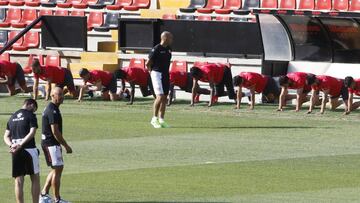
{"left": 150, "top": 118, "right": 162, "bottom": 129}
{"left": 39, "top": 194, "right": 52, "bottom": 203}
{"left": 55, "top": 199, "right": 71, "bottom": 203}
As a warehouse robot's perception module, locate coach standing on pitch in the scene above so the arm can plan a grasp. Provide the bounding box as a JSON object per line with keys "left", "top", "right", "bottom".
{"left": 3, "top": 98, "right": 40, "bottom": 203}
{"left": 146, "top": 31, "right": 173, "bottom": 129}
{"left": 39, "top": 87, "right": 72, "bottom": 203}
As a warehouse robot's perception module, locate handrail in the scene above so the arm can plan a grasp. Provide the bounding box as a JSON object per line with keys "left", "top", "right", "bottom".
{"left": 0, "top": 16, "right": 43, "bottom": 55}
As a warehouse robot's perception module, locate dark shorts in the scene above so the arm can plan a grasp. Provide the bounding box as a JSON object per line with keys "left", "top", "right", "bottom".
{"left": 179, "top": 73, "right": 193, "bottom": 93}
{"left": 263, "top": 76, "right": 281, "bottom": 98}
{"left": 102, "top": 74, "right": 117, "bottom": 94}
{"left": 42, "top": 144, "right": 64, "bottom": 167}
{"left": 57, "top": 69, "right": 75, "bottom": 92}
{"left": 214, "top": 67, "right": 236, "bottom": 99}
{"left": 9, "top": 63, "right": 26, "bottom": 87}
{"left": 162, "top": 73, "right": 170, "bottom": 96}
{"left": 12, "top": 148, "right": 40, "bottom": 178}
{"left": 139, "top": 75, "right": 154, "bottom": 97}
{"left": 331, "top": 83, "right": 349, "bottom": 101}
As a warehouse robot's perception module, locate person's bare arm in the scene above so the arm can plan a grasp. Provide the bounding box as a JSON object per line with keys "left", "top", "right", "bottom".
{"left": 208, "top": 83, "right": 215, "bottom": 107}
{"left": 45, "top": 80, "right": 52, "bottom": 101}
{"left": 78, "top": 81, "right": 87, "bottom": 101}
{"left": 88, "top": 81, "right": 102, "bottom": 91}
{"left": 168, "top": 84, "right": 175, "bottom": 106}
{"left": 191, "top": 78, "right": 198, "bottom": 106}
{"left": 320, "top": 90, "right": 329, "bottom": 114}
{"left": 3, "top": 130, "right": 11, "bottom": 148}
{"left": 129, "top": 83, "right": 135, "bottom": 105}
{"left": 121, "top": 79, "right": 126, "bottom": 92}
{"left": 50, "top": 124, "right": 72, "bottom": 153}
{"left": 308, "top": 89, "right": 316, "bottom": 114}
{"left": 0, "top": 76, "right": 9, "bottom": 84}
{"left": 295, "top": 88, "right": 303, "bottom": 112}
{"left": 346, "top": 93, "right": 353, "bottom": 115}
{"left": 146, "top": 60, "right": 153, "bottom": 72}
{"left": 236, "top": 86, "right": 242, "bottom": 109}
{"left": 278, "top": 87, "right": 287, "bottom": 111}
{"left": 250, "top": 87, "right": 255, "bottom": 110}
{"left": 33, "top": 78, "right": 39, "bottom": 100}
{"left": 11, "top": 127, "right": 37, "bottom": 154}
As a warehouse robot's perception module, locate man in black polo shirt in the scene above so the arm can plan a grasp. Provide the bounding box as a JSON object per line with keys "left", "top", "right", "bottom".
{"left": 146, "top": 31, "right": 173, "bottom": 128}
{"left": 39, "top": 87, "right": 72, "bottom": 203}
{"left": 3, "top": 98, "right": 40, "bottom": 203}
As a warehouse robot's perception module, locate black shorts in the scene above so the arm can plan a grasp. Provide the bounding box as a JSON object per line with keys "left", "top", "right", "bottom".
{"left": 214, "top": 68, "right": 236, "bottom": 99}
{"left": 12, "top": 148, "right": 40, "bottom": 178}
{"left": 42, "top": 144, "right": 64, "bottom": 167}
{"left": 102, "top": 74, "right": 117, "bottom": 94}
{"left": 57, "top": 69, "right": 75, "bottom": 92}
{"left": 331, "top": 83, "right": 349, "bottom": 101}
{"left": 179, "top": 73, "right": 193, "bottom": 93}
{"left": 139, "top": 75, "right": 154, "bottom": 97}
{"left": 9, "top": 63, "right": 26, "bottom": 87}
{"left": 263, "top": 76, "right": 281, "bottom": 98}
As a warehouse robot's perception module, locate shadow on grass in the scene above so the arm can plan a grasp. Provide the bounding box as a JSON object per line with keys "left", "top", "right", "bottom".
{"left": 76, "top": 202, "right": 229, "bottom": 203}
{"left": 171, "top": 126, "right": 319, "bottom": 129}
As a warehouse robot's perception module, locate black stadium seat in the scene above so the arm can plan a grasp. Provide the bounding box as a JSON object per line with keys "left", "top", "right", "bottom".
{"left": 180, "top": 0, "right": 207, "bottom": 13}
{"left": 233, "top": 0, "right": 260, "bottom": 15}
{"left": 41, "top": 0, "right": 62, "bottom": 7}
{"left": 89, "top": 0, "right": 114, "bottom": 9}
{"left": 0, "top": 8, "right": 5, "bottom": 22}
{"left": 0, "top": 30, "right": 8, "bottom": 47}
{"left": 94, "top": 12, "right": 119, "bottom": 32}
{"left": 179, "top": 15, "right": 195, "bottom": 20}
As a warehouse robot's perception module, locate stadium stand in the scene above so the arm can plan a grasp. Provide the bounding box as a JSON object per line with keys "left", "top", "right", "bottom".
{"left": 261, "top": 0, "right": 278, "bottom": 8}
{"left": 197, "top": 0, "right": 224, "bottom": 13}
{"left": 128, "top": 58, "right": 145, "bottom": 69}
{"left": 233, "top": 0, "right": 259, "bottom": 14}
{"left": 123, "top": 0, "right": 150, "bottom": 10}
{"left": 0, "top": 8, "right": 5, "bottom": 21}
{"left": 315, "top": 0, "right": 332, "bottom": 10}
{"left": 197, "top": 15, "right": 212, "bottom": 21}
{"left": 25, "top": 0, "right": 40, "bottom": 6}
{"left": 45, "top": 55, "right": 61, "bottom": 66}
{"left": 106, "top": 0, "right": 132, "bottom": 10}
{"left": 8, "top": 31, "right": 22, "bottom": 50}
{"left": 0, "top": 8, "right": 22, "bottom": 27}
{"left": 215, "top": 15, "right": 230, "bottom": 21}
{"left": 0, "top": 0, "right": 8, "bottom": 5}
{"left": 12, "top": 31, "right": 39, "bottom": 51}
{"left": 89, "top": 0, "right": 115, "bottom": 9}
{"left": 87, "top": 12, "right": 103, "bottom": 30}
{"left": 162, "top": 13, "right": 176, "bottom": 19}
{"left": 279, "top": 0, "right": 296, "bottom": 9}
{"left": 12, "top": 9, "right": 38, "bottom": 28}
{"left": 94, "top": 12, "right": 118, "bottom": 31}
{"left": 180, "top": 0, "right": 207, "bottom": 13}
{"left": 298, "top": 0, "right": 315, "bottom": 10}
{"left": 54, "top": 10, "right": 69, "bottom": 16}
{"left": 70, "top": 10, "right": 85, "bottom": 16}
{"left": 179, "top": 15, "right": 195, "bottom": 20}
{"left": 170, "top": 61, "right": 187, "bottom": 72}
{"left": 0, "top": 30, "right": 7, "bottom": 47}
{"left": 333, "top": 0, "right": 349, "bottom": 11}
{"left": 0, "top": 52, "right": 9, "bottom": 61}
{"left": 215, "top": 0, "right": 242, "bottom": 14}
{"left": 349, "top": 0, "right": 360, "bottom": 11}
{"left": 9, "top": 0, "right": 25, "bottom": 6}
{"left": 41, "top": 0, "right": 58, "bottom": 7}
{"left": 73, "top": 0, "right": 99, "bottom": 9}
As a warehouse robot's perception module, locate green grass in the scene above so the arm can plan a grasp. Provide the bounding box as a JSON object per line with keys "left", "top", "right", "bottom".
{"left": 0, "top": 96, "right": 360, "bottom": 202}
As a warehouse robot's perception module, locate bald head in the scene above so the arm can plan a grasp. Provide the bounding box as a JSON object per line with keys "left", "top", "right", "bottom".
{"left": 160, "top": 31, "right": 173, "bottom": 47}
{"left": 51, "top": 87, "right": 64, "bottom": 105}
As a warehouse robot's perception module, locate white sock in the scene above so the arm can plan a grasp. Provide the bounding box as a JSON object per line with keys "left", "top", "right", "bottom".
{"left": 152, "top": 116, "right": 158, "bottom": 121}
{"left": 159, "top": 118, "right": 164, "bottom": 123}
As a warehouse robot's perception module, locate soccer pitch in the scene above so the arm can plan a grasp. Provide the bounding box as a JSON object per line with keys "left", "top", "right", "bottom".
{"left": 0, "top": 96, "right": 360, "bottom": 203}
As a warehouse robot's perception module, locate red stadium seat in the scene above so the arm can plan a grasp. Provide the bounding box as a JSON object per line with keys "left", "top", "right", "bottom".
{"left": 315, "top": 0, "right": 332, "bottom": 10}
{"left": 70, "top": 10, "right": 85, "bottom": 16}
{"left": 129, "top": 58, "right": 145, "bottom": 69}
{"left": 24, "top": 54, "right": 44, "bottom": 73}
{"left": 72, "top": 0, "right": 98, "bottom": 8}
{"left": 106, "top": 0, "right": 132, "bottom": 10}
{"left": 333, "top": 0, "right": 348, "bottom": 10}
{"left": 261, "top": 0, "right": 278, "bottom": 8}
{"left": 215, "top": 15, "right": 230, "bottom": 21}
{"left": 350, "top": 0, "right": 360, "bottom": 11}
{"left": 45, "top": 55, "right": 61, "bottom": 66}
{"left": 193, "top": 61, "right": 208, "bottom": 67}
{"left": 0, "top": 8, "right": 22, "bottom": 28}
{"left": 57, "top": 0, "right": 80, "bottom": 7}
{"left": 0, "top": 0, "right": 9, "bottom": 5}
{"left": 36, "top": 10, "right": 53, "bottom": 27}
{"left": 9, "top": 0, "right": 24, "bottom": 6}
{"left": 279, "top": 0, "right": 296, "bottom": 9}
{"left": 13, "top": 31, "right": 39, "bottom": 51}
{"left": 215, "top": 0, "right": 242, "bottom": 14}
{"left": 8, "top": 31, "right": 23, "bottom": 50}
{"left": 170, "top": 61, "right": 187, "bottom": 72}
{"left": 123, "top": 0, "right": 150, "bottom": 11}
{"left": 87, "top": 12, "right": 103, "bottom": 31}
{"left": 162, "top": 14, "right": 176, "bottom": 20}
{"left": 12, "top": 9, "right": 38, "bottom": 28}
{"left": 25, "top": 0, "right": 40, "bottom": 6}
{"left": 197, "top": 15, "right": 212, "bottom": 21}
{"left": 54, "top": 10, "right": 69, "bottom": 16}
{"left": 0, "top": 52, "right": 10, "bottom": 61}
{"left": 298, "top": 0, "right": 315, "bottom": 9}
{"left": 197, "top": 0, "right": 224, "bottom": 13}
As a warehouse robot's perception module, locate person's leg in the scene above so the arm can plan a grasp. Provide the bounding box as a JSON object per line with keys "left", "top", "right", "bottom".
{"left": 109, "top": 92, "right": 119, "bottom": 101}
{"left": 153, "top": 95, "right": 162, "bottom": 118}
{"left": 330, "top": 97, "right": 342, "bottom": 110}
{"left": 159, "top": 95, "right": 167, "bottom": 119}
{"left": 14, "top": 176, "right": 24, "bottom": 203}
{"left": 102, "top": 90, "right": 111, "bottom": 100}
{"left": 41, "top": 170, "right": 54, "bottom": 195}
{"left": 52, "top": 166, "right": 64, "bottom": 201}
{"left": 351, "top": 101, "right": 360, "bottom": 111}
{"left": 223, "top": 68, "right": 235, "bottom": 99}
{"left": 30, "top": 174, "right": 40, "bottom": 203}
{"left": 7, "top": 84, "right": 17, "bottom": 96}
{"left": 16, "top": 63, "right": 31, "bottom": 93}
